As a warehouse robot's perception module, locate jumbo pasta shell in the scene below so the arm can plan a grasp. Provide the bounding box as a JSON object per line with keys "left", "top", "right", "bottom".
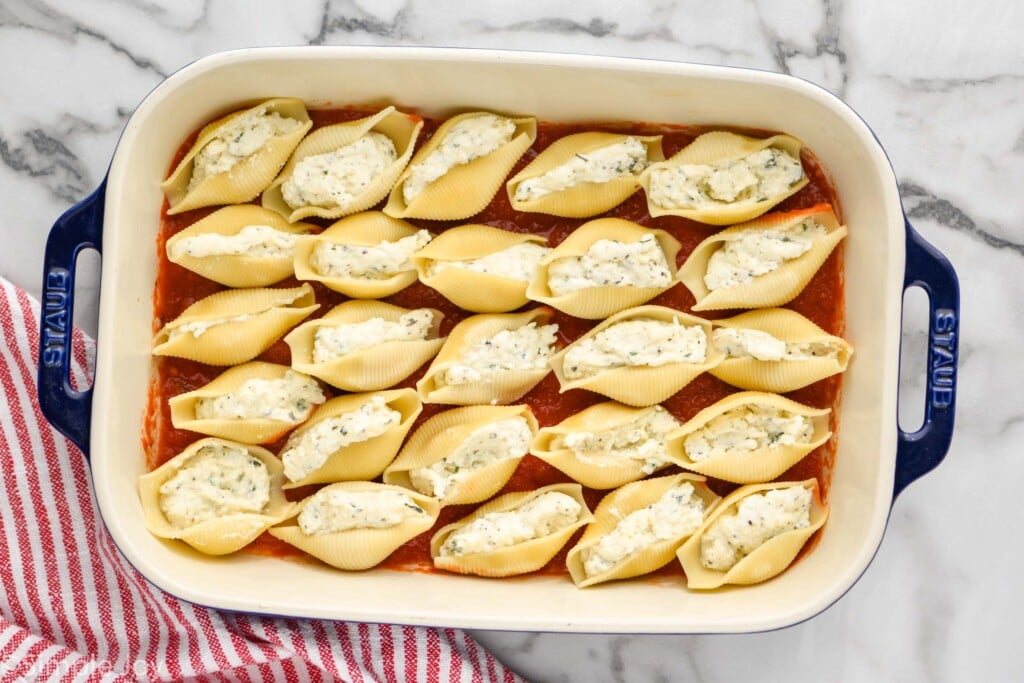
{"left": 268, "top": 482, "right": 440, "bottom": 571}
{"left": 709, "top": 308, "right": 854, "bottom": 392}
{"left": 676, "top": 479, "right": 829, "bottom": 589}
{"left": 383, "top": 405, "right": 538, "bottom": 506}
{"left": 550, "top": 306, "right": 724, "bottom": 407}
{"left": 413, "top": 224, "right": 549, "bottom": 313}
{"left": 280, "top": 389, "right": 422, "bottom": 487}
{"left": 527, "top": 218, "right": 681, "bottom": 319}
{"left": 639, "top": 131, "right": 808, "bottom": 225}
{"left": 531, "top": 402, "right": 679, "bottom": 489}
{"left": 168, "top": 362, "right": 324, "bottom": 444}
{"left": 677, "top": 204, "right": 847, "bottom": 311}
{"left": 137, "top": 438, "right": 293, "bottom": 555}
{"left": 284, "top": 300, "right": 445, "bottom": 391}
{"left": 430, "top": 483, "right": 593, "bottom": 577}
{"left": 262, "top": 106, "right": 423, "bottom": 221}
{"left": 506, "top": 132, "right": 664, "bottom": 217}
{"left": 293, "top": 212, "right": 429, "bottom": 298}
{"left": 665, "top": 391, "right": 831, "bottom": 484}
{"left": 152, "top": 284, "right": 318, "bottom": 366}
{"left": 416, "top": 308, "right": 556, "bottom": 406}
{"left": 161, "top": 98, "right": 313, "bottom": 214}
{"left": 566, "top": 473, "right": 720, "bottom": 587}
{"left": 383, "top": 112, "right": 537, "bottom": 220}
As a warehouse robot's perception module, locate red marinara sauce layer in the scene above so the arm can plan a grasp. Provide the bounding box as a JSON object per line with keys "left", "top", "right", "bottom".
{"left": 147, "top": 107, "right": 845, "bottom": 577}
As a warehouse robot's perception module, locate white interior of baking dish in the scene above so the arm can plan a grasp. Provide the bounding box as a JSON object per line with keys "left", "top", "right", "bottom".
{"left": 92, "top": 47, "right": 904, "bottom": 633}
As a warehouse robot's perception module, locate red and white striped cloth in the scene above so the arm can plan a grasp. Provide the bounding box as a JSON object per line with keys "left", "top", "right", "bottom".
{"left": 0, "top": 276, "right": 523, "bottom": 682}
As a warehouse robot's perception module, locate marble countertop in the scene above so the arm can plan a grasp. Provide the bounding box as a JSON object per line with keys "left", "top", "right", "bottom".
{"left": 2, "top": 0, "right": 1019, "bottom": 680}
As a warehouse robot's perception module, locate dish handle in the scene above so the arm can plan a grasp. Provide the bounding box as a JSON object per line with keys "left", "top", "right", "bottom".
{"left": 893, "top": 219, "right": 959, "bottom": 499}
{"left": 36, "top": 180, "right": 105, "bottom": 458}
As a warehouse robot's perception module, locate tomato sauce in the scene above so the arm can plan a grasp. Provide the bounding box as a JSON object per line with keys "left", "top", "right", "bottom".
{"left": 147, "top": 107, "right": 845, "bottom": 576}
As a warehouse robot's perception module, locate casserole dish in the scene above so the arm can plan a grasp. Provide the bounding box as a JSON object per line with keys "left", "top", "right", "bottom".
{"left": 36, "top": 47, "right": 959, "bottom": 633}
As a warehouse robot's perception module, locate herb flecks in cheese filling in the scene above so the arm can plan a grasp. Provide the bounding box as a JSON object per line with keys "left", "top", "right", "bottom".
{"left": 280, "top": 396, "right": 401, "bottom": 482}
{"left": 683, "top": 406, "right": 814, "bottom": 463}
{"left": 440, "top": 491, "right": 582, "bottom": 557}
{"left": 562, "top": 318, "right": 707, "bottom": 380}
{"left": 649, "top": 147, "right": 804, "bottom": 209}
{"left": 547, "top": 234, "right": 672, "bottom": 296}
{"left": 297, "top": 488, "right": 426, "bottom": 536}
{"left": 189, "top": 107, "right": 303, "bottom": 190}
{"left": 310, "top": 230, "right": 432, "bottom": 281}
{"left": 312, "top": 310, "right": 434, "bottom": 364}
{"left": 427, "top": 242, "right": 551, "bottom": 282}
{"left": 408, "top": 417, "right": 532, "bottom": 499}
{"left": 158, "top": 444, "right": 271, "bottom": 528}
{"left": 514, "top": 137, "right": 649, "bottom": 202}
{"left": 713, "top": 328, "right": 842, "bottom": 361}
{"left": 555, "top": 406, "right": 681, "bottom": 474}
{"left": 194, "top": 370, "right": 325, "bottom": 424}
{"left": 441, "top": 322, "right": 559, "bottom": 386}
{"left": 170, "top": 225, "right": 302, "bottom": 260}
{"left": 282, "top": 132, "right": 399, "bottom": 209}
{"left": 402, "top": 114, "right": 516, "bottom": 203}
{"left": 704, "top": 219, "right": 827, "bottom": 291}
{"left": 700, "top": 486, "right": 812, "bottom": 571}
{"left": 581, "top": 483, "right": 705, "bottom": 577}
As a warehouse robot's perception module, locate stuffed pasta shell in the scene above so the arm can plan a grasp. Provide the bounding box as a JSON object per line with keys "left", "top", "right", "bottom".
{"left": 152, "top": 283, "right": 318, "bottom": 365}
{"left": 384, "top": 111, "right": 536, "bottom": 220}
{"left": 566, "top": 474, "right": 719, "bottom": 587}
{"left": 383, "top": 405, "right": 537, "bottom": 506}
{"left": 640, "top": 131, "right": 808, "bottom": 225}
{"left": 269, "top": 482, "right": 440, "bottom": 571}
{"left": 262, "top": 106, "right": 423, "bottom": 222}
{"left": 293, "top": 212, "right": 432, "bottom": 298}
{"left": 677, "top": 479, "right": 829, "bottom": 589}
{"left": 161, "top": 98, "right": 312, "bottom": 214}
{"left": 416, "top": 308, "right": 558, "bottom": 406}
{"left": 165, "top": 205, "right": 316, "bottom": 287}
{"left": 506, "top": 132, "right": 663, "bottom": 217}
{"left": 413, "top": 224, "right": 551, "bottom": 313}
{"left": 430, "top": 483, "right": 593, "bottom": 578}
{"left": 527, "top": 218, "right": 681, "bottom": 319}
{"left": 677, "top": 204, "right": 847, "bottom": 311}
{"left": 284, "top": 300, "right": 445, "bottom": 391}
{"left": 138, "top": 438, "right": 293, "bottom": 555}
{"left": 550, "top": 306, "right": 724, "bottom": 407}
{"left": 169, "top": 362, "right": 325, "bottom": 444}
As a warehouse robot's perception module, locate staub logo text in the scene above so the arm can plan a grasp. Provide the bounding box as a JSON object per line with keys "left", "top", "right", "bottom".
{"left": 930, "top": 308, "right": 956, "bottom": 408}
{"left": 42, "top": 270, "right": 70, "bottom": 367}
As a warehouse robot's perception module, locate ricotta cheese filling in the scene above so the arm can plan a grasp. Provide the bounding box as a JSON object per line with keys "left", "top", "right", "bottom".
{"left": 402, "top": 114, "right": 516, "bottom": 204}
{"left": 547, "top": 234, "right": 672, "bottom": 296}
{"left": 167, "top": 288, "right": 307, "bottom": 341}
{"left": 439, "top": 491, "right": 582, "bottom": 557}
{"left": 581, "top": 482, "right": 705, "bottom": 577}
{"left": 700, "top": 486, "right": 812, "bottom": 571}
{"left": 562, "top": 318, "right": 707, "bottom": 380}
{"left": 703, "top": 218, "right": 827, "bottom": 291}
{"left": 514, "top": 136, "right": 649, "bottom": 202}
{"left": 440, "top": 322, "right": 559, "bottom": 386}
{"left": 553, "top": 406, "right": 681, "bottom": 474}
{"left": 648, "top": 147, "right": 804, "bottom": 209}
{"left": 194, "top": 370, "right": 325, "bottom": 424}
{"left": 281, "top": 132, "right": 398, "bottom": 209}
{"left": 408, "top": 417, "right": 532, "bottom": 499}
{"left": 280, "top": 396, "right": 401, "bottom": 482}
{"left": 158, "top": 444, "right": 271, "bottom": 528}
{"left": 312, "top": 309, "right": 435, "bottom": 364}
{"left": 297, "top": 488, "right": 427, "bottom": 536}
{"left": 189, "top": 107, "right": 302, "bottom": 190}
{"left": 683, "top": 405, "right": 815, "bottom": 463}
{"left": 169, "top": 225, "right": 303, "bottom": 260}
{"left": 310, "top": 230, "right": 432, "bottom": 281}
{"left": 427, "top": 242, "right": 551, "bottom": 282}
{"left": 713, "top": 328, "right": 842, "bottom": 361}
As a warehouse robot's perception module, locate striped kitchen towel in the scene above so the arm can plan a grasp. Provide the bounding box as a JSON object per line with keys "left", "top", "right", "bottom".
{"left": 0, "top": 276, "right": 522, "bottom": 682}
